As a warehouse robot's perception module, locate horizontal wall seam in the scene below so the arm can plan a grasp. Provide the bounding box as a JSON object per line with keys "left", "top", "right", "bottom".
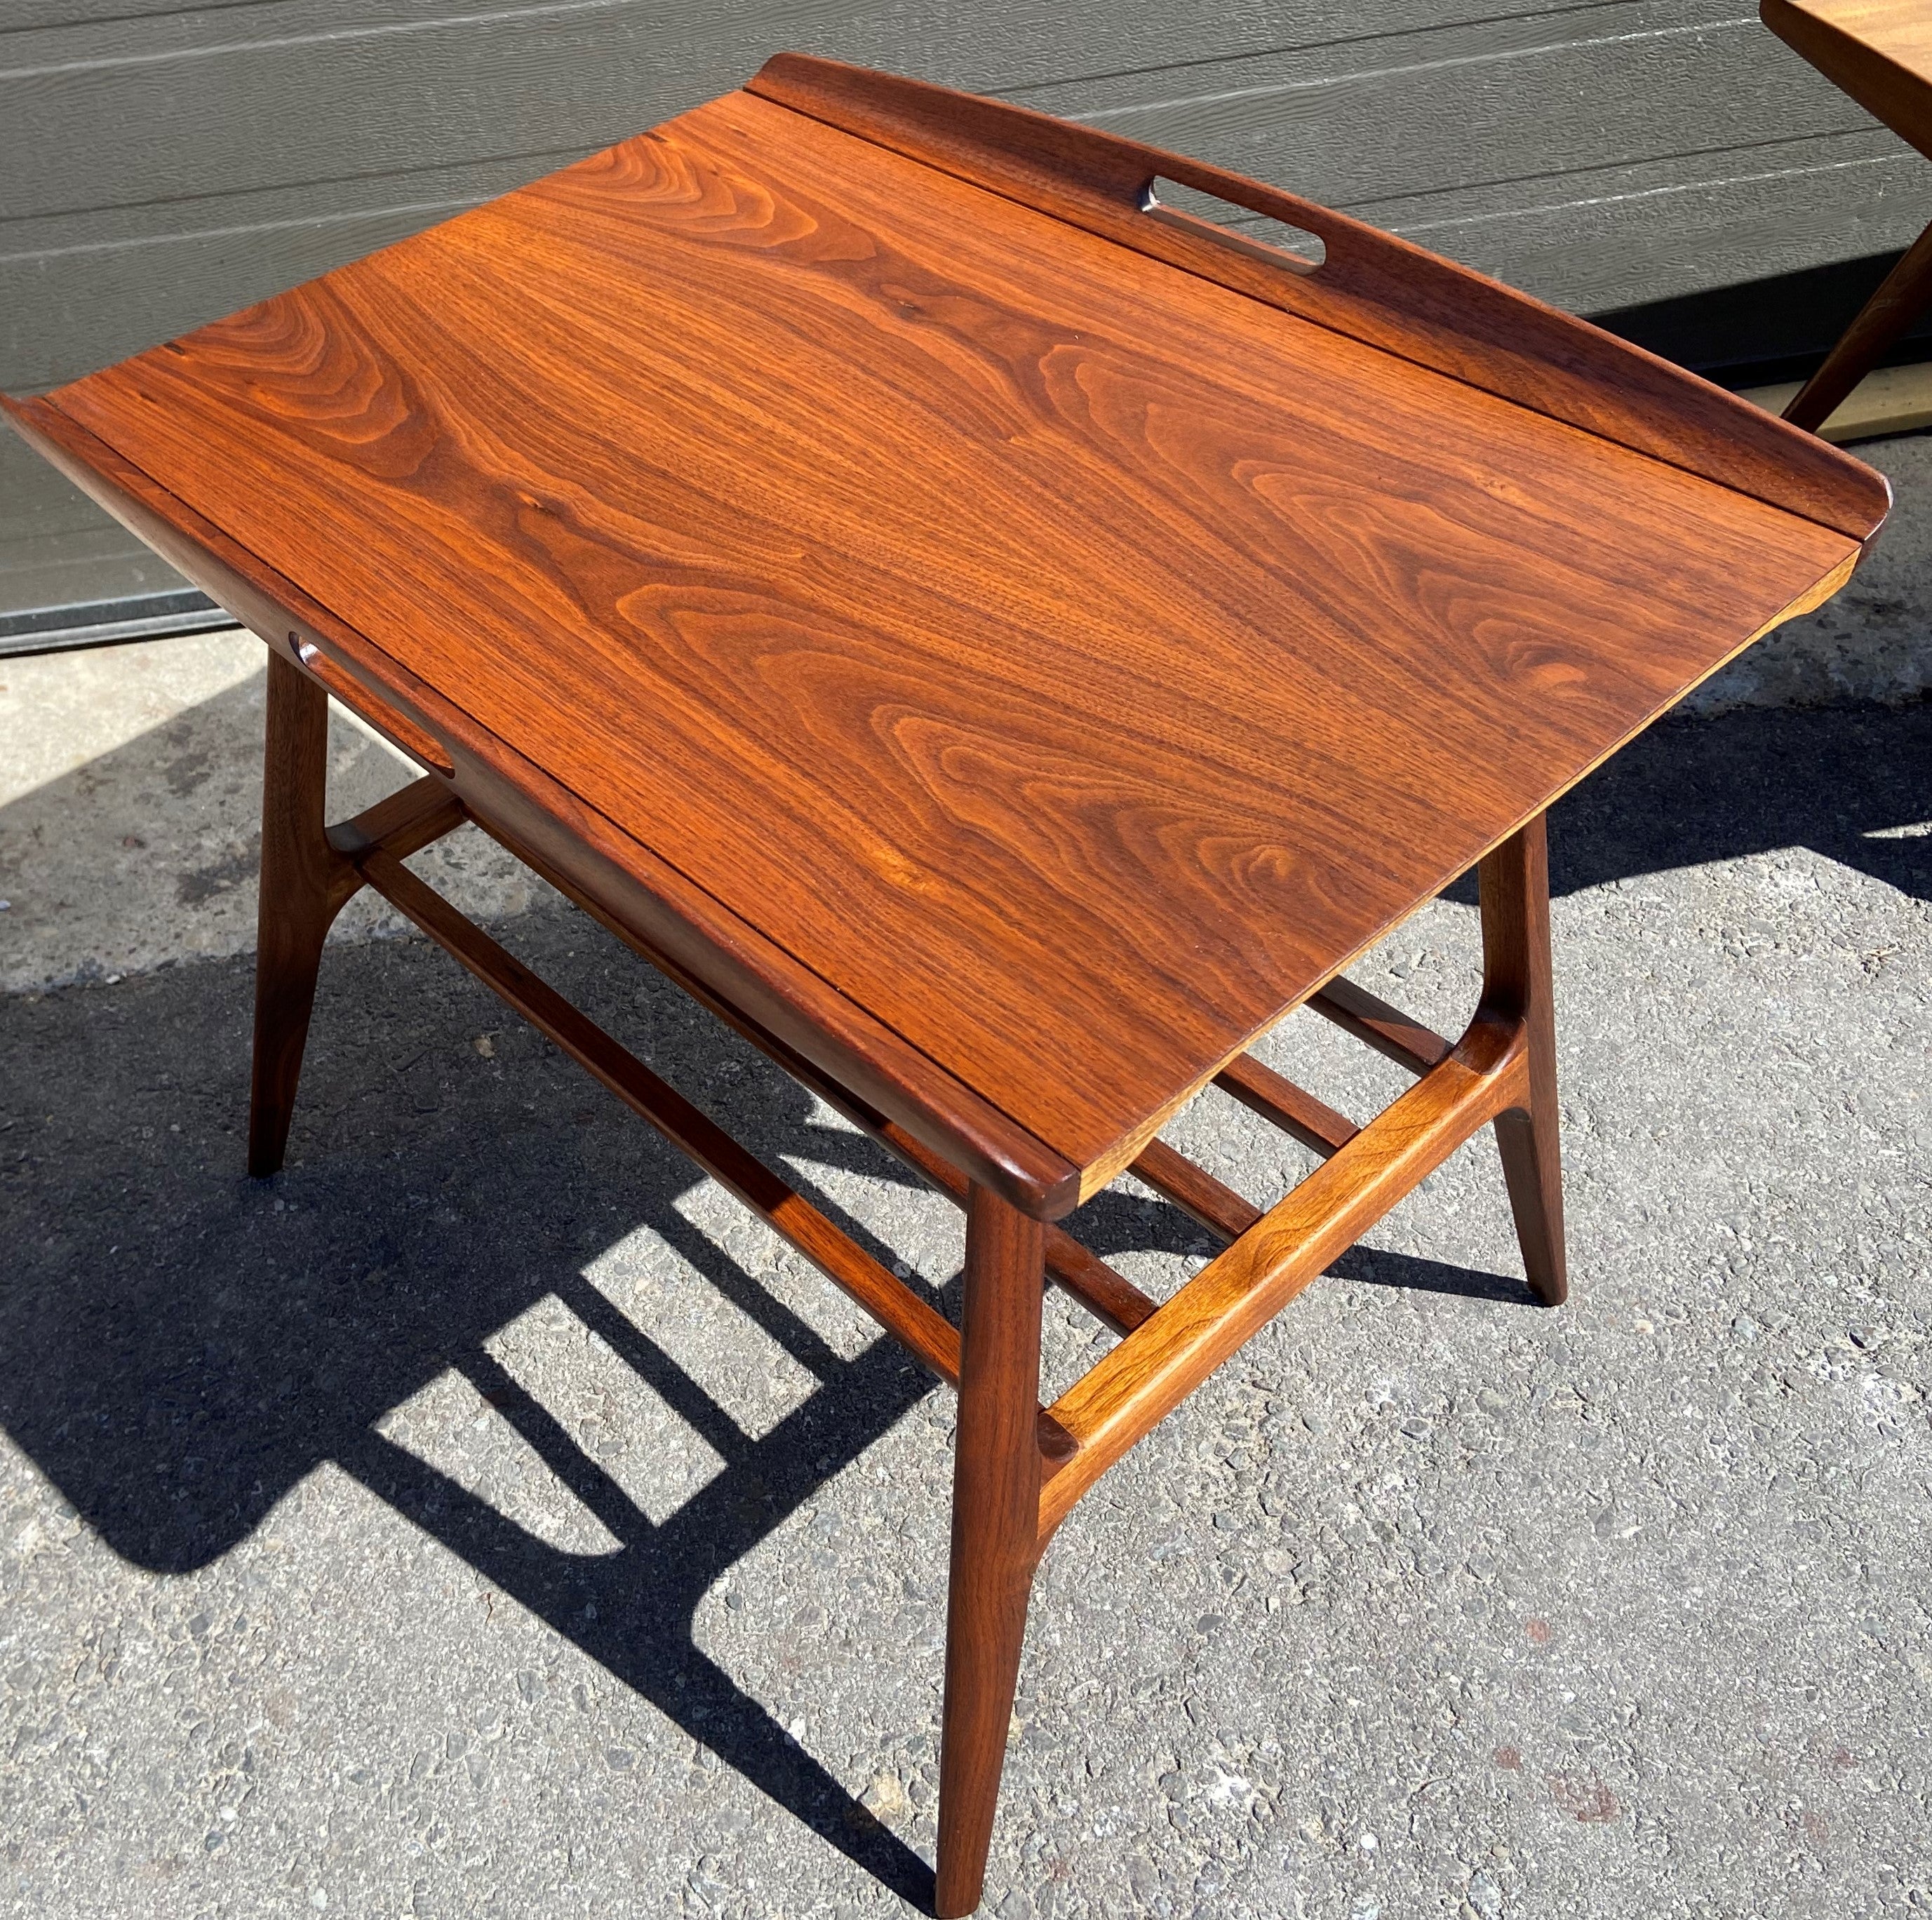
{"left": 1068, "top": 14, "right": 1760, "bottom": 124}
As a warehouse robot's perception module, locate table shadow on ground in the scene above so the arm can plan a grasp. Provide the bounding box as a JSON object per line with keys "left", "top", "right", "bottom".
{"left": 0, "top": 906, "right": 1541, "bottom": 1907}
{"left": 1444, "top": 696, "right": 1931, "bottom": 906}
{"left": 0, "top": 692, "right": 1924, "bottom": 1905}
{"left": 1, "top": 917, "right": 976, "bottom": 1903}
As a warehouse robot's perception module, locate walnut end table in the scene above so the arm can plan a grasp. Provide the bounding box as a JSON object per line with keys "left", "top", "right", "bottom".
{"left": 1763, "top": 0, "right": 1932, "bottom": 429}
{"left": 5, "top": 54, "right": 1888, "bottom": 1914}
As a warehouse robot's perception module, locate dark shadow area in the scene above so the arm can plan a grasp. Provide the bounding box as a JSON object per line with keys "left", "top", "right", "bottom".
{"left": 1440, "top": 697, "right": 1932, "bottom": 908}
{"left": 1063, "top": 1188, "right": 1537, "bottom": 1307}
{"left": 1326, "top": 1244, "right": 1534, "bottom": 1307}
{"left": 1064, "top": 1186, "right": 1220, "bottom": 1261}
{"left": 0, "top": 916, "right": 951, "bottom": 1905}
{"left": 0, "top": 694, "right": 1925, "bottom": 1901}
{"left": 1591, "top": 246, "right": 1932, "bottom": 389}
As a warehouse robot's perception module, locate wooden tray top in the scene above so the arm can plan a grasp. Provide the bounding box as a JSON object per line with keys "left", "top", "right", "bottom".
{"left": 5, "top": 55, "right": 1889, "bottom": 1215}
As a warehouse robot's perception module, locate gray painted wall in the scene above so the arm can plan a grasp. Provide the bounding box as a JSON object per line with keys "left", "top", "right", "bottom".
{"left": 2, "top": 0, "right": 1924, "bottom": 623}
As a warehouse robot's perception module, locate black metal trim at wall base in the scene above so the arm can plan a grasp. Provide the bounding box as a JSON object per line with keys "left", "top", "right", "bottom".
{"left": 0, "top": 589, "right": 232, "bottom": 659}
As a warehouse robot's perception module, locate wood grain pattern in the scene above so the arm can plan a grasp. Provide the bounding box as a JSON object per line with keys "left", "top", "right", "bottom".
{"left": 6, "top": 61, "right": 1887, "bottom": 1912}
{"left": 749, "top": 54, "right": 1889, "bottom": 539}
{"left": 23, "top": 77, "right": 1879, "bottom": 1203}
{"left": 3, "top": 6, "right": 1885, "bottom": 384}
{"left": 1, "top": 392, "right": 1080, "bottom": 1217}
{"left": 8, "top": 87, "right": 1914, "bottom": 405}
{"left": 419, "top": 767, "right": 1157, "bottom": 1331}
{"left": 8, "top": 4, "right": 1915, "bottom": 621}
{"left": 1032, "top": 812, "right": 1558, "bottom": 1543}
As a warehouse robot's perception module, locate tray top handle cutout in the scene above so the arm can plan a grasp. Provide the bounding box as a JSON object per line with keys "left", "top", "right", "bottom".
{"left": 1139, "top": 177, "right": 1326, "bottom": 274}
{"left": 290, "top": 634, "right": 456, "bottom": 778}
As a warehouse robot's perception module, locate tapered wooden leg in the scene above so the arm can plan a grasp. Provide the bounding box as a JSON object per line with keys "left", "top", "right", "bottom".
{"left": 248, "top": 650, "right": 338, "bottom": 1176}
{"left": 1477, "top": 814, "right": 1567, "bottom": 1306}
{"left": 936, "top": 1186, "right": 1046, "bottom": 1918}
{"left": 1785, "top": 213, "right": 1932, "bottom": 434}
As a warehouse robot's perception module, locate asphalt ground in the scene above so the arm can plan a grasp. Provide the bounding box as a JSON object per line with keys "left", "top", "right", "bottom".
{"left": 1, "top": 683, "right": 1927, "bottom": 1919}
